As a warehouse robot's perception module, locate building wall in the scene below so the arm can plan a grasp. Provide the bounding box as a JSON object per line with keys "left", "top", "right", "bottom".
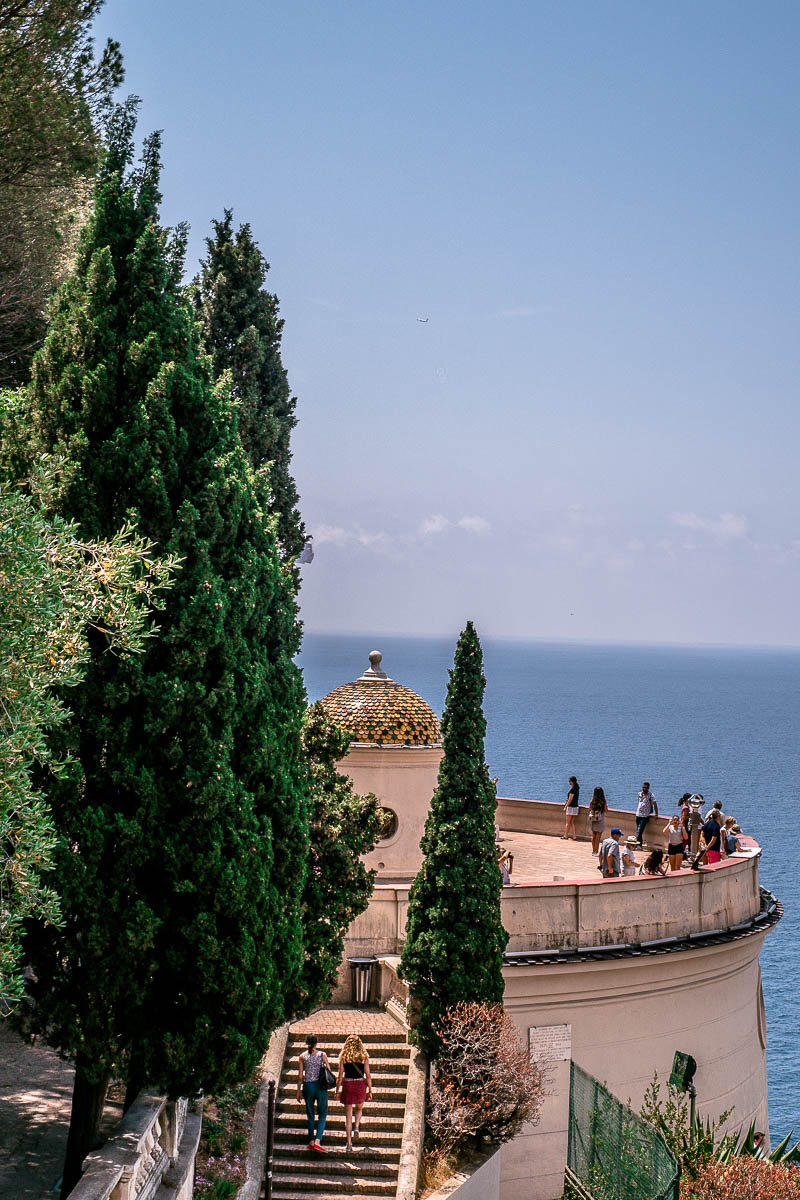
{"left": 337, "top": 743, "right": 442, "bottom": 880}
{"left": 501, "top": 932, "right": 771, "bottom": 1200}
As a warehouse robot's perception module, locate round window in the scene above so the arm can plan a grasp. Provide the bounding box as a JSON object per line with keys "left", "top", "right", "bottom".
{"left": 378, "top": 807, "right": 399, "bottom": 841}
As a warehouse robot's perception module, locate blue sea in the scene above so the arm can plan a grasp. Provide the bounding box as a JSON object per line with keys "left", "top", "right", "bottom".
{"left": 299, "top": 632, "right": 800, "bottom": 1141}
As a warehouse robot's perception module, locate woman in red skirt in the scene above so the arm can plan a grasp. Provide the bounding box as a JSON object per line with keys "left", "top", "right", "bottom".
{"left": 336, "top": 1034, "right": 372, "bottom": 1151}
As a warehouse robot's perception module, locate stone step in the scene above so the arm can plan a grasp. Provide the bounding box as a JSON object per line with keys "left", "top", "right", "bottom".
{"left": 286, "top": 1041, "right": 410, "bottom": 1058}
{"left": 287, "top": 1030, "right": 407, "bottom": 1044}
{"left": 277, "top": 1100, "right": 405, "bottom": 1120}
{"left": 270, "top": 1174, "right": 398, "bottom": 1197}
{"left": 272, "top": 1150, "right": 399, "bottom": 1175}
{"left": 276, "top": 1128, "right": 403, "bottom": 1148}
{"left": 279, "top": 1083, "right": 408, "bottom": 1103}
{"left": 281, "top": 1058, "right": 410, "bottom": 1078}
{"left": 276, "top": 1113, "right": 405, "bottom": 1134}
{"left": 275, "top": 1142, "right": 400, "bottom": 1161}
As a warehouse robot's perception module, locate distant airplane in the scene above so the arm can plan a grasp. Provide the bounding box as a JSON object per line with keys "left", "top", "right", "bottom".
{"left": 416, "top": 317, "right": 429, "bottom": 323}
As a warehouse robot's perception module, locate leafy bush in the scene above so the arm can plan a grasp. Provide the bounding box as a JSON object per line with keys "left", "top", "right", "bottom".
{"left": 641, "top": 1071, "right": 800, "bottom": 1178}
{"left": 682, "top": 1158, "right": 800, "bottom": 1199}
{"left": 640, "top": 1071, "right": 732, "bottom": 1177}
{"left": 428, "top": 1001, "right": 544, "bottom": 1150}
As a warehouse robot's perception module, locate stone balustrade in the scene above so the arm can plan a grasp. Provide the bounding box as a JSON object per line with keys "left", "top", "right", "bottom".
{"left": 65, "top": 1094, "right": 200, "bottom": 1200}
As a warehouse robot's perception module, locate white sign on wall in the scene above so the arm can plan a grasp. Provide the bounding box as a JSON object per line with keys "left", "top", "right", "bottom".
{"left": 529, "top": 1023, "right": 572, "bottom": 1063}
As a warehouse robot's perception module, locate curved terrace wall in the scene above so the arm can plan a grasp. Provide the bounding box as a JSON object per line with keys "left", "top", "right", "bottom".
{"left": 342, "top": 836, "right": 763, "bottom": 959}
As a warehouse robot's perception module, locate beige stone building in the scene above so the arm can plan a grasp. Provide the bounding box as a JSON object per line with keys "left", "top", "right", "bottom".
{"left": 320, "top": 652, "right": 781, "bottom": 1200}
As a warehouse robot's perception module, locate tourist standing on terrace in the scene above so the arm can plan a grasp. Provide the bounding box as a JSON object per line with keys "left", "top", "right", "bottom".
{"left": 701, "top": 809, "right": 724, "bottom": 864}
{"left": 563, "top": 775, "right": 580, "bottom": 839}
{"left": 679, "top": 793, "right": 692, "bottom": 853}
{"left": 664, "top": 816, "right": 685, "bottom": 872}
{"left": 599, "top": 828, "right": 623, "bottom": 877}
{"left": 723, "top": 816, "right": 743, "bottom": 854}
{"left": 620, "top": 839, "right": 637, "bottom": 876}
{"left": 588, "top": 786, "right": 607, "bottom": 853}
{"left": 635, "top": 782, "right": 658, "bottom": 845}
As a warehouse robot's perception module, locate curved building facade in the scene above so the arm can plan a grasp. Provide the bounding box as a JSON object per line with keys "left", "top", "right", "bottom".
{"left": 323, "top": 651, "right": 781, "bottom": 1200}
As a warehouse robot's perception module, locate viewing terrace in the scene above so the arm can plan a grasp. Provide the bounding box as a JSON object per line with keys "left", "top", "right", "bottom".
{"left": 353, "top": 796, "right": 779, "bottom": 965}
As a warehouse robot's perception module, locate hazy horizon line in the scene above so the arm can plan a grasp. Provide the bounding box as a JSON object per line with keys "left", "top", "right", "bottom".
{"left": 300, "top": 627, "right": 800, "bottom": 654}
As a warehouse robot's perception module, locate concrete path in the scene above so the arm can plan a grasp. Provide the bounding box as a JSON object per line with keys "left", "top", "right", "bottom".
{"left": 0, "top": 1020, "right": 73, "bottom": 1198}
{"left": 0, "top": 1022, "right": 123, "bottom": 1200}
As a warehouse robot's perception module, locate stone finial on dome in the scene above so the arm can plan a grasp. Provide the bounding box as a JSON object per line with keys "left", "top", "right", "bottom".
{"left": 359, "top": 650, "right": 390, "bottom": 682}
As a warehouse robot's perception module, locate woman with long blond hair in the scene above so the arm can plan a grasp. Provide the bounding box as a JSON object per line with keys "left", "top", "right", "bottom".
{"left": 335, "top": 1034, "right": 372, "bottom": 1150}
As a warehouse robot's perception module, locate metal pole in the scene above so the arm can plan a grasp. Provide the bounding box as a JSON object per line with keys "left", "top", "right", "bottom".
{"left": 263, "top": 1079, "right": 276, "bottom": 1200}
{"left": 688, "top": 1082, "right": 697, "bottom": 1148}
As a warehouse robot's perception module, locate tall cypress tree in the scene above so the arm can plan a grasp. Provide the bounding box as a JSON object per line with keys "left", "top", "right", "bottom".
{"left": 192, "top": 210, "right": 305, "bottom": 561}
{"left": 17, "top": 103, "right": 308, "bottom": 1193}
{"left": 287, "top": 702, "right": 382, "bottom": 1014}
{"left": 399, "top": 622, "right": 508, "bottom": 1053}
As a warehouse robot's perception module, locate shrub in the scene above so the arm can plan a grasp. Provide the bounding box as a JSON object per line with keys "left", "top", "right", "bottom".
{"left": 682, "top": 1158, "right": 800, "bottom": 1199}
{"left": 428, "top": 1001, "right": 544, "bottom": 1150}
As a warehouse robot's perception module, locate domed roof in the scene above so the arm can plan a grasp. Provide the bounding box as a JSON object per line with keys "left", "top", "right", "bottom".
{"left": 320, "top": 651, "right": 441, "bottom": 746}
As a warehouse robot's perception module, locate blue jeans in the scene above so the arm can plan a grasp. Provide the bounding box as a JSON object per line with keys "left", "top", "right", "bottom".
{"left": 303, "top": 1080, "right": 328, "bottom": 1142}
{"left": 636, "top": 815, "right": 650, "bottom": 844}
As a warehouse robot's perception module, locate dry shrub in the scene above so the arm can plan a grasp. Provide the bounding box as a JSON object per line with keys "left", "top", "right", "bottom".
{"left": 682, "top": 1158, "right": 800, "bottom": 1200}
{"left": 429, "top": 1001, "right": 544, "bottom": 1150}
{"left": 420, "top": 1145, "right": 463, "bottom": 1197}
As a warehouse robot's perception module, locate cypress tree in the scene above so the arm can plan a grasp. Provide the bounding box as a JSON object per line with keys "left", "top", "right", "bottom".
{"left": 399, "top": 622, "right": 508, "bottom": 1053}
{"left": 16, "top": 103, "right": 308, "bottom": 1193}
{"left": 287, "top": 702, "right": 382, "bottom": 1014}
{"left": 192, "top": 210, "right": 305, "bottom": 561}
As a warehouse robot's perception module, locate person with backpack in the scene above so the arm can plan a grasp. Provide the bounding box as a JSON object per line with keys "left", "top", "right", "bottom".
{"left": 296, "top": 1034, "right": 334, "bottom": 1153}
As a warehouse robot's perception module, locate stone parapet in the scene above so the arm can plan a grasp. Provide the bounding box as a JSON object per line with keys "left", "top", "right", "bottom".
{"left": 65, "top": 1094, "right": 198, "bottom": 1200}
{"left": 343, "top": 841, "right": 763, "bottom": 960}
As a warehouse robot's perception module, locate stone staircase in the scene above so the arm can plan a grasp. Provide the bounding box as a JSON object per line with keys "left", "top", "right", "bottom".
{"left": 268, "top": 1026, "right": 411, "bottom": 1199}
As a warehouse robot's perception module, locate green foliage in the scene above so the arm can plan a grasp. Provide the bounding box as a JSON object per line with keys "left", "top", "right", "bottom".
{"left": 0, "top": 450, "right": 175, "bottom": 1003}
{"left": 399, "top": 622, "right": 508, "bottom": 1053}
{"left": 640, "top": 1072, "right": 732, "bottom": 1179}
{"left": 642, "top": 1070, "right": 800, "bottom": 1188}
{"left": 14, "top": 102, "right": 309, "bottom": 1109}
{"left": 0, "top": 1, "right": 124, "bottom": 383}
{"left": 192, "top": 210, "right": 305, "bottom": 562}
{"left": 285, "top": 701, "right": 381, "bottom": 1014}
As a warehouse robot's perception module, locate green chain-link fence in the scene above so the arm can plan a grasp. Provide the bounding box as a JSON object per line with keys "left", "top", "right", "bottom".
{"left": 568, "top": 1061, "right": 680, "bottom": 1200}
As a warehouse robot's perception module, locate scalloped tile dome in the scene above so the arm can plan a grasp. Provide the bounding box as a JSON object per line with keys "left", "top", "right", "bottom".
{"left": 319, "top": 652, "right": 441, "bottom": 746}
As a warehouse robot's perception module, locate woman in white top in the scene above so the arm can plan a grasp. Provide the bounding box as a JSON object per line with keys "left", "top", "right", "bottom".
{"left": 620, "top": 840, "right": 637, "bottom": 876}
{"left": 296, "top": 1034, "right": 333, "bottom": 1154}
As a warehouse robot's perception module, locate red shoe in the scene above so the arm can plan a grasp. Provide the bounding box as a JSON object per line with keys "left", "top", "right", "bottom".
{"left": 307, "top": 1141, "right": 315, "bottom": 1150}
{"left": 312, "top": 1141, "right": 328, "bottom": 1154}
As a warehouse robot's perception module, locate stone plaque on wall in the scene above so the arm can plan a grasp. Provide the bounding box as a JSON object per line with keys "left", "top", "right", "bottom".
{"left": 529, "top": 1022, "right": 572, "bottom": 1063}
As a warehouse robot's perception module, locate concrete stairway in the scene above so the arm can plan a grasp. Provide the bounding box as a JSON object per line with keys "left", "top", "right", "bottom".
{"left": 269, "top": 1027, "right": 411, "bottom": 1199}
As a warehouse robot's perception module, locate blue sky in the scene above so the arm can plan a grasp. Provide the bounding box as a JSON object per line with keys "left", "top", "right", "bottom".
{"left": 93, "top": 1, "right": 800, "bottom": 646}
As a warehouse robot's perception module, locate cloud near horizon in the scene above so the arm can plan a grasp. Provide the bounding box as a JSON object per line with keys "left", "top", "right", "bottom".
{"left": 671, "top": 511, "right": 749, "bottom": 541}
{"left": 419, "top": 513, "right": 491, "bottom": 536}
{"left": 310, "top": 513, "right": 490, "bottom": 554}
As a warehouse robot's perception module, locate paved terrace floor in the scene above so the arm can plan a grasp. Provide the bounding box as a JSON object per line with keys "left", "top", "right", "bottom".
{"left": 499, "top": 830, "right": 638, "bottom": 884}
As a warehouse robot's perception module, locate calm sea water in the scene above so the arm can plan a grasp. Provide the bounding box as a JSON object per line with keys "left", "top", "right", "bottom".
{"left": 298, "top": 632, "right": 800, "bottom": 1140}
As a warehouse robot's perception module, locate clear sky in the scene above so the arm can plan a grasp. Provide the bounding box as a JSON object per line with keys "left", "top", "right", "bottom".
{"left": 93, "top": 0, "right": 800, "bottom": 646}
